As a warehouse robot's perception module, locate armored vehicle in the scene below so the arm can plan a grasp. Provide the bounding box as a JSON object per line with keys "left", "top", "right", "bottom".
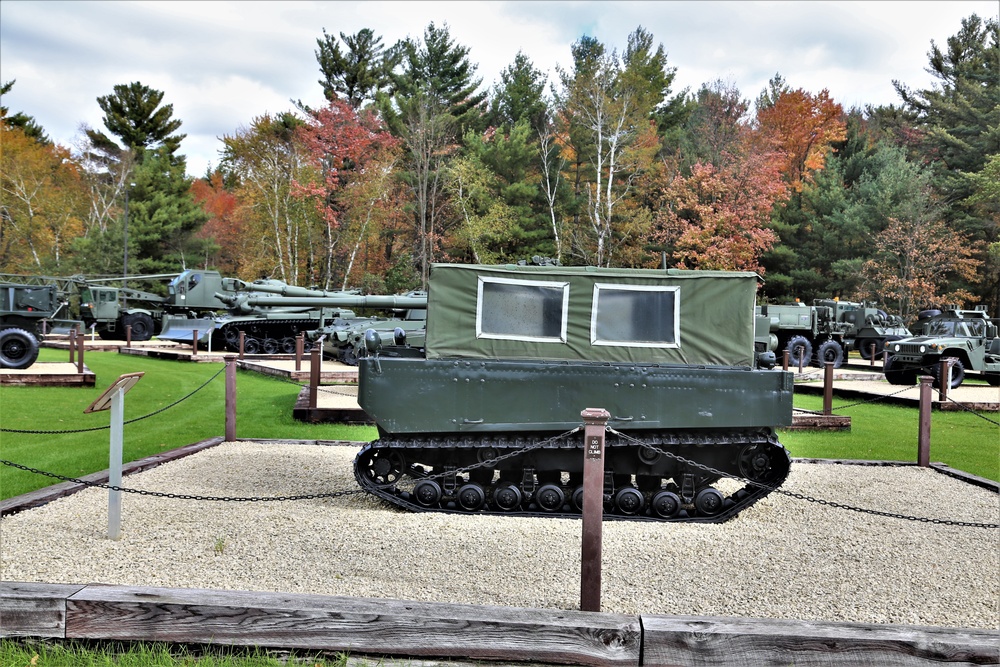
{"left": 353, "top": 263, "right": 794, "bottom": 523}
{"left": 883, "top": 307, "right": 1000, "bottom": 388}
{"left": 0, "top": 283, "right": 64, "bottom": 369}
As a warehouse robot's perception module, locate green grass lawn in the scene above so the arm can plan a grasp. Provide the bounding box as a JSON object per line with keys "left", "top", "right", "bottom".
{"left": 782, "top": 393, "right": 999, "bottom": 481}
{"left": 1, "top": 348, "right": 997, "bottom": 501}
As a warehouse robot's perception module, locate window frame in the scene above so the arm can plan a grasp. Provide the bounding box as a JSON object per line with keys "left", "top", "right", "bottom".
{"left": 590, "top": 283, "right": 681, "bottom": 348}
{"left": 475, "top": 276, "right": 570, "bottom": 343}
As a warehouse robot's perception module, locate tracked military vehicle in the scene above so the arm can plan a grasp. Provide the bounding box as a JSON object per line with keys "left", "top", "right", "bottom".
{"left": 353, "top": 263, "right": 794, "bottom": 523}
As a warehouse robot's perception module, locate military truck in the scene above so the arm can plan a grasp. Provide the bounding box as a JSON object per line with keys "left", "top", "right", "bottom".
{"left": 0, "top": 283, "right": 65, "bottom": 369}
{"left": 79, "top": 270, "right": 238, "bottom": 341}
{"left": 812, "top": 299, "right": 911, "bottom": 360}
{"left": 756, "top": 301, "right": 850, "bottom": 368}
{"left": 353, "top": 263, "right": 793, "bottom": 523}
{"left": 883, "top": 306, "right": 1000, "bottom": 388}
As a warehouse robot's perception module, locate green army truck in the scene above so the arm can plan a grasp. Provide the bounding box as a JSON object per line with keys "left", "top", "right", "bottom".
{"left": 0, "top": 283, "right": 64, "bottom": 369}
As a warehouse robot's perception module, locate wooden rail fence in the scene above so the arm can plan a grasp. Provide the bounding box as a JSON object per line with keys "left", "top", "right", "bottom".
{"left": 2, "top": 582, "right": 996, "bottom": 666}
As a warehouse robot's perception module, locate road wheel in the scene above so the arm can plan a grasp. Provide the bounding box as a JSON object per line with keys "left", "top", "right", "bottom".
{"left": 815, "top": 340, "right": 844, "bottom": 368}
{"left": 123, "top": 313, "right": 155, "bottom": 341}
{"left": 784, "top": 335, "right": 812, "bottom": 368}
{"left": 0, "top": 327, "right": 39, "bottom": 369}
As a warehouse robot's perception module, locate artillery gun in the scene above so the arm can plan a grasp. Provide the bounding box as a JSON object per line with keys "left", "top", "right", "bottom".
{"left": 353, "top": 263, "right": 793, "bottom": 523}
{"left": 213, "top": 282, "right": 426, "bottom": 358}
{"left": 0, "top": 282, "right": 66, "bottom": 369}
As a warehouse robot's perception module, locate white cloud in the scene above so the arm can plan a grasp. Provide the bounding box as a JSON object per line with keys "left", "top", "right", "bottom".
{"left": 1, "top": 0, "right": 995, "bottom": 176}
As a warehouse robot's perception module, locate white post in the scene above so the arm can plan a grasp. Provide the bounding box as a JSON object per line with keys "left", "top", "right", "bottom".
{"left": 108, "top": 387, "right": 124, "bottom": 540}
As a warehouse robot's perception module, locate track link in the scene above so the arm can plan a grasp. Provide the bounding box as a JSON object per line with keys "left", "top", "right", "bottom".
{"left": 353, "top": 429, "right": 791, "bottom": 523}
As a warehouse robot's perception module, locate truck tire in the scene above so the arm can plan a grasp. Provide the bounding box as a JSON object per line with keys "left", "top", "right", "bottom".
{"left": 883, "top": 355, "right": 916, "bottom": 386}
{"left": 815, "top": 340, "right": 844, "bottom": 368}
{"left": 856, "top": 338, "right": 877, "bottom": 360}
{"left": 931, "top": 357, "right": 966, "bottom": 390}
{"left": 784, "top": 335, "right": 812, "bottom": 369}
{"left": 985, "top": 373, "right": 1000, "bottom": 387}
{"left": 123, "top": 313, "right": 155, "bottom": 341}
{"left": 0, "top": 327, "right": 40, "bottom": 370}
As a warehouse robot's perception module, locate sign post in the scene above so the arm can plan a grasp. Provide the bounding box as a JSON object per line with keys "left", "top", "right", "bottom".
{"left": 580, "top": 407, "right": 610, "bottom": 612}
{"left": 85, "top": 372, "right": 145, "bottom": 540}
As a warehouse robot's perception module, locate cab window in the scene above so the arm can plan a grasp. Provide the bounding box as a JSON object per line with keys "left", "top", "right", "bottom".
{"left": 591, "top": 284, "right": 679, "bottom": 347}
{"left": 477, "top": 277, "right": 568, "bottom": 343}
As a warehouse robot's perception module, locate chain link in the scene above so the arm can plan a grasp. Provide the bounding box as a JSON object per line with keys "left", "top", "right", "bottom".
{"left": 608, "top": 427, "right": 998, "bottom": 529}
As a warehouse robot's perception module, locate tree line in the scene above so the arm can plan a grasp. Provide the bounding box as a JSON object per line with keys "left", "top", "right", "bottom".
{"left": 1, "top": 15, "right": 997, "bottom": 321}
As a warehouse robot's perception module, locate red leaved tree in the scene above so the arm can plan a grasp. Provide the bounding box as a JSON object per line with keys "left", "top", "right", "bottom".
{"left": 653, "top": 148, "right": 787, "bottom": 272}
{"left": 190, "top": 172, "right": 240, "bottom": 274}
{"left": 295, "top": 98, "right": 401, "bottom": 289}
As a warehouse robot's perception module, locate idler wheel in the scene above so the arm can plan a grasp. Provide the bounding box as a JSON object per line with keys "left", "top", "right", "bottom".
{"left": 413, "top": 480, "right": 442, "bottom": 507}
{"left": 694, "top": 488, "right": 725, "bottom": 516}
{"left": 536, "top": 484, "right": 565, "bottom": 512}
{"left": 457, "top": 483, "right": 486, "bottom": 511}
{"left": 651, "top": 490, "right": 681, "bottom": 518}
{"left": 571, "top": 485, "right": 585, "bottom": 512}
{"left": 493, "top": 484, "right": 522, "bottom": 511}
{"left": 614, "top": 487, "right": 645, "bottom": 515}
{"left": 360, "top": 449, "right": 405, "bottom": 487}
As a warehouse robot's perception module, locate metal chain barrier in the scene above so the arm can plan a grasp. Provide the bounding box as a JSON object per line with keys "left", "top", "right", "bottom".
{"left": 607, "top": 427, "right": 998, "bottom": 529}
{"left": 943, "top": 394, "right": 1000, "bottom": 426}
{"left": 0, "top": 363, "right": 229, "bottom": 435}
{"left": 0, "top": 458, "right": 364, "bottom": 502}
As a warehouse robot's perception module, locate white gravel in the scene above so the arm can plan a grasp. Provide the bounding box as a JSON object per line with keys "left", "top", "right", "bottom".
{"left": 1, "top": 441, "right": 997, "bottom": 630}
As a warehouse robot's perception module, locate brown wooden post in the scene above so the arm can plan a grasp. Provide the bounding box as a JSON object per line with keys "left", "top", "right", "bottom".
{"left": 68, "top": 328, "right": 77, "bottom": 364}
{"left": 781, "top": 349, "right": 789, "bottom": 371}
{"left": 823, "top": 361, "right": 834, "bottom": 416}
{"left": 295, "top": 333, "right": 304, "bottom": 372}
{"left": 41, "top": 319, "right": 48, "bottom": 336}
{"left": 797, "top": 349, "right": 804, "bottom": 374}
{"left": 76, "top": 327, "right": 85, "bottom": 374}
{"left": 937, "top": 358, "right": 951, "bottom": 402}
{"left": 580, "top": 407, "right": 610, "bottom": 613}
{"left": 309, "top": 341, "right": 322, "bottom": 410}
{"left": 225, "top": 355, "right": 237, "bottom": 442}
{"left": 126, "top": 325, "right": 132, "bottom": 348}
{"left": 917, "top": 375, "right": 932, "bottom": 467}
{"left": 870, "top": 343, "right": 877, "bottom": 367}
{"left": 192, "top": 329, "right": 199, "bottom": 357}
{"left": 238, "top": 331, "right": 245, "bottom": 360}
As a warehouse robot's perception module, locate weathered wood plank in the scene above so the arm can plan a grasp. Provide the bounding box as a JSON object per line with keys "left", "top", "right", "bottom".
{"left": 0, "top": 581, "right": 86, "bottom": 638}
{"left": 65, "top": 585, "right": 641, "bottom": 666}
{"left": 641, "top": 614, "right": 1000, "bottom": 666}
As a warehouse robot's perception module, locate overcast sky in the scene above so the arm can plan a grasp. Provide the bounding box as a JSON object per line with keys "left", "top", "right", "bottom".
{"left": 1, "top": 1, "right": 996, "bottom": 177}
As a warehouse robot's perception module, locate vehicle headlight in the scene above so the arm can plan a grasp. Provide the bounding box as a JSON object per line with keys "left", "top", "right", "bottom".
{"left": 919, "top": 345, "right": 926, "bottom": 353}
{"left": 893, "top": 344, "right": 901, "bottom": 352}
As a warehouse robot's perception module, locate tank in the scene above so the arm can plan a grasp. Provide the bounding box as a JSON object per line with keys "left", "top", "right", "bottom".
{"left": 353, "top": 263, "right": 794, "bottom": 523}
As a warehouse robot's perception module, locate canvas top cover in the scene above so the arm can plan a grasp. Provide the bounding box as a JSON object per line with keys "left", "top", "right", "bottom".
{"left": 425, "top": 263, "right": 758, "bottom": 366}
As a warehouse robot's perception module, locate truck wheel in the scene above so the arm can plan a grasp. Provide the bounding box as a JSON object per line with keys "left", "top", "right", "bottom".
{"left": 856, "top": 338, "right": 880, "bottom": 360}
{"left": 0, "top": 327, "right": 40, "bottom": 370}
{"left": 785, "top": 335, "right": 812, "bottom": 368}
{"left": 932, "top": 357, "right": 966, "bottom": 390}
{"left": 816, "top": 340, "right": 844, "bottom": 368}
{"left": 123, "top": 313, "right": 155, "bottom": 341}
{"left": 883, "top": 355, "right": 916, "bottom": 386}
